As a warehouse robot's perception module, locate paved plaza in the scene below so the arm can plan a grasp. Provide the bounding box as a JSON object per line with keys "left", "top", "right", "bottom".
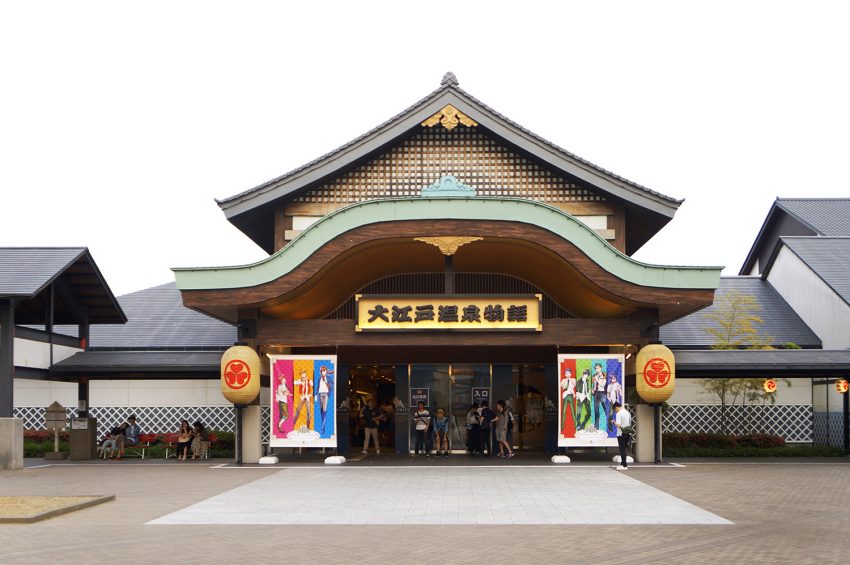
{"left": 150, "top": 466, "right": 729, "bottom": 526}
{"left": 0, "top": 457, "right": 848, "bottom": 563}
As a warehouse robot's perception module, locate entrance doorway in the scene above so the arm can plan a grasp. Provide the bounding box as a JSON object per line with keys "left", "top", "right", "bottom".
{"left": 349, "top": 365, "right": 396, "bottom": 452}
{"left": 511, "top": 364, "right": 546, "bottom": 449}
{"left": 405, "top": 363, "right": 549, "bottom": 453}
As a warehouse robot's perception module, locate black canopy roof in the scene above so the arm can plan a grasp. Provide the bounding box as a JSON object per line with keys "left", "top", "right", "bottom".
{"left": 0, "top": 247, "right": 125, "bottom": 324}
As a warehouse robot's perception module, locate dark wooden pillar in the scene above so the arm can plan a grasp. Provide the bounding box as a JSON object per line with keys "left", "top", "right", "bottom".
{"left": 637, "top": 308, "right": 660, "bottom": 346}
{"left": 0, "top": 300, "right": 15, "bottom": 418}
{"left": 444, "top": 255, "right": 454, "bottom": 294}
{"left": 78, "top": 377, "right": 90, "bottom": 418}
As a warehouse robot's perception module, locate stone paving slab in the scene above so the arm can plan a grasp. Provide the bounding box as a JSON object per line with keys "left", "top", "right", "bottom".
{"left": 149, "top": 467, "right": 731, "bottom": 525}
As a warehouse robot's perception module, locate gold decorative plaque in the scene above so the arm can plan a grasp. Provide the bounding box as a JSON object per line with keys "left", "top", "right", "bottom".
{"left": 421, "top": 104, "right": 478, "bottom": 130}
{"left": 414, "top": 236, "right": 483, "bottom": 256}
{"left": 356, "top": 295, "right": 542, "bottom": 332}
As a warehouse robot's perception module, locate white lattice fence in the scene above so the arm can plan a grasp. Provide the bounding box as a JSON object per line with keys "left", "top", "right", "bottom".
{"left": 663, "top": 404, "right": 813, "bottom": 442}
{"left": 15, "top": 405, "right": 272, "bottom": 443}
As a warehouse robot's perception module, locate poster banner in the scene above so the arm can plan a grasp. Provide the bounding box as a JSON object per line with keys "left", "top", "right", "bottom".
{"left": 557, "top": 354, "right": 625, "bottom": 447}
{"left": 269, "top": 355, "right": 337, "bottom": 448}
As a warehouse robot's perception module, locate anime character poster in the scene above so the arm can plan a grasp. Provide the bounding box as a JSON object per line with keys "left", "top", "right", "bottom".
{"left": 269, "top": 355, "right": 337, "bottom": 448}
{"left": 558, "top": 354, "right": 624, "bottom": 447}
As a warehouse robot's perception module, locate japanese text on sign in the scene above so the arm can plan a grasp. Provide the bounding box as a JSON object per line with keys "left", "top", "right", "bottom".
{"left": 356, "top": 295, "right": 541, "bottom": 332}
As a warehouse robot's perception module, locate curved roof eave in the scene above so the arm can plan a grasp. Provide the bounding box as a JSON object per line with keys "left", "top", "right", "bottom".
{"left": 174, "top": 198, "right": 721, "bottom": 292}
{"left": 216, "top": 85, "right": 682, "bottom": 222}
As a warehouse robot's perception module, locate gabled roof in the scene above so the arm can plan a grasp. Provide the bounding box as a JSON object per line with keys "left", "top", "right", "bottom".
{"left": 775, "top": 198, "right": 850, "bottom": 236}
{"left": 218, "top": 73, "right": 683, "bottom": 254}
{"left": 740, "top": 198, "right": 850, "bottom": 274}
{"left": 0, "top": 247, "right": 125, "bottom": 324}
{"left": 660, "top": 276, "right": 821, "bottom": 349}
{"left": 89, "top": 282, "right": 236, "bottom": 349}
{"left": 775, "top": 237, "right": 850, "bottom": 308}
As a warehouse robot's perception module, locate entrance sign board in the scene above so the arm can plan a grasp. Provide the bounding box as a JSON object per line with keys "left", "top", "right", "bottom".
{"left": 269, "top": 355, "right": 337, "bottom": 448}
{"left": 356, "top": 295, "right": 542, "bottom": 332}
{"left": 471, "top": 387, "right": 490, "bottom": 405}
{"left": 410, "top": 388, "right": 430, "bottom": 408}
{"left": 557, "top": 354, "right": 625, "bottom": 448}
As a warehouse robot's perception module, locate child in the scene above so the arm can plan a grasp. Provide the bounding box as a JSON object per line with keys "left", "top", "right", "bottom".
{"left": 433, "top": 408, "right": 449, "bottom": 456}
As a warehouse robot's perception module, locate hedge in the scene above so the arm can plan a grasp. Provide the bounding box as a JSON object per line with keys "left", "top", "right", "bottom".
{"left": 664, "top": 445, "right": 845, "bottom": 457}
{"left": 663, "top": 432, "right": 785, "bottom": 450}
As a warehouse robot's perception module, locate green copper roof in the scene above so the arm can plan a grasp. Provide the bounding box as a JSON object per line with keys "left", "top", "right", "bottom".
{"left": 173, "top": 197, "right": 722, "bottom": 291}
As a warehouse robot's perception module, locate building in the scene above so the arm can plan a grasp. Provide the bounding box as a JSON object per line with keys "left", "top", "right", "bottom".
{"left": 8, "top": 78, "right": 847, "bottom": 461}
{"left": 174, "top": 73, "right": 721, "bottom": 459}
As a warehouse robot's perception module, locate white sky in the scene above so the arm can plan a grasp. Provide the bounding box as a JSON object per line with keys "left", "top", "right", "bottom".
{"left": 2, "top": 1, "right": 848, "bottom": 296}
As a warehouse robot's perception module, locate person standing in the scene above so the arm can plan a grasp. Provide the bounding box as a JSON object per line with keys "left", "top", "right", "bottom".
{"left": 576, "top": 369, "right": 592, "bottom": 430}
{"left": 479, "top": 401, "right": 495, "bottom": 457}
{"left": 494, "top": 400, "right": 515, "bottom": 459}
{"left": 413, "top": 401, "right": 431, "bottom": 457}
{"left": 360, "top": 398, "right": 381, "bottom": 454}
{"left": 433, "top": 408, "right": 449, "bottom": 456}
{"left": 612, "top": 402, "right": 631, "bottom": 470}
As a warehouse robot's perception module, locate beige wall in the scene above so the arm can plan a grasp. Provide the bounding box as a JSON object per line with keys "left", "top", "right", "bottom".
{"left": 15, "top": 379, "right": 231, "bottom": 408}
{"left": 668, "top": 377, "right": 812, "bottom": 405}
{"left": 13, "top": 339, "right": 80, "bottom": 370}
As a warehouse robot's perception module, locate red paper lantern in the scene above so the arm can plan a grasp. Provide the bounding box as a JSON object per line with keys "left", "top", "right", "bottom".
{"left": 835, "top": 379, "right": 849, "bottom": 394}
{"left": 763, "top": 379, "right": 777, "bottom": 393}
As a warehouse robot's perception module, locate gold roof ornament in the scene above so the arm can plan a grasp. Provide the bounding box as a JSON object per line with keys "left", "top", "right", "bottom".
{"left": 421, "top": 104, "right": 478, "bottom": 131}
{"left": 414, "top": 236, "right": 483, "bottom": 256}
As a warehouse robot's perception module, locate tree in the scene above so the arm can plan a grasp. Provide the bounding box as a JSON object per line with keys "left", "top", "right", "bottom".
{"left": 699, "top": 290, "right": 781, "bottom": 433}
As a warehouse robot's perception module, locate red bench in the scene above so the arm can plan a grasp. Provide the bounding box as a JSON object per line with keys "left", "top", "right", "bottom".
{"left": 163, "top": 432, "right": 216, "bottom": 460}
{"left": 121, "top": 433, "right": 157, "bottom": 459}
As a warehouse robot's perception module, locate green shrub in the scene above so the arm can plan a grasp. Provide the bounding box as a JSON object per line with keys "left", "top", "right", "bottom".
{"left": 24, "top": 440, "right": 69, "bottom": 457}
{"left": 662, "top": 432, "right": 785, "bottom": 449}
{"left": 664, "top": 445, "right": 844, "bottom": 457}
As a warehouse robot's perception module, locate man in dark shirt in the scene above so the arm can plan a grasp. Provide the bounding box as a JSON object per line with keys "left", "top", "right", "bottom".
{"left": 479, "top": 401, "right": 495, "bottom": 457}
{"left": 360, "top": 398, "right": 381, "bottom": 454}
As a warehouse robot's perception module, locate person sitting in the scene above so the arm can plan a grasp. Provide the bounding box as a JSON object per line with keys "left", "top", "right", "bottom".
{"left": 98, "top": 422, "right": 127, "bottom": 459}
{"left": 176, "top": 420, "right": 192, "bottom": 461}
{"left": 114, "top": 415, "right": 141, "bottom": 460}
{"left": 190, "top": 421, "right": 209, "bottom": 460}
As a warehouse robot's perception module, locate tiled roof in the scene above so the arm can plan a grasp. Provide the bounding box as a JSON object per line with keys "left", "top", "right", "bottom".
{"left": 780, "top": 237, "right": 850, "bottom": 307}
{"left": 660, "top": 277, "right": 820, "bottom": 349}
{"left": 776, "top": 198, "right": 850, "bottom": 236}
{"left": 0, "top": 247, "right": 86, "bottom": 297}
{"left": 88, "top": 282, "right": 236, "bottom": 348}
{"left": 676, "top": 349, "right": 850, "bottom": 376}
{"left": 51, "top": 350, "right": 221, "bottom": 373}
{"left": 218, "top": 73, "right": 681, "bottom": 208}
